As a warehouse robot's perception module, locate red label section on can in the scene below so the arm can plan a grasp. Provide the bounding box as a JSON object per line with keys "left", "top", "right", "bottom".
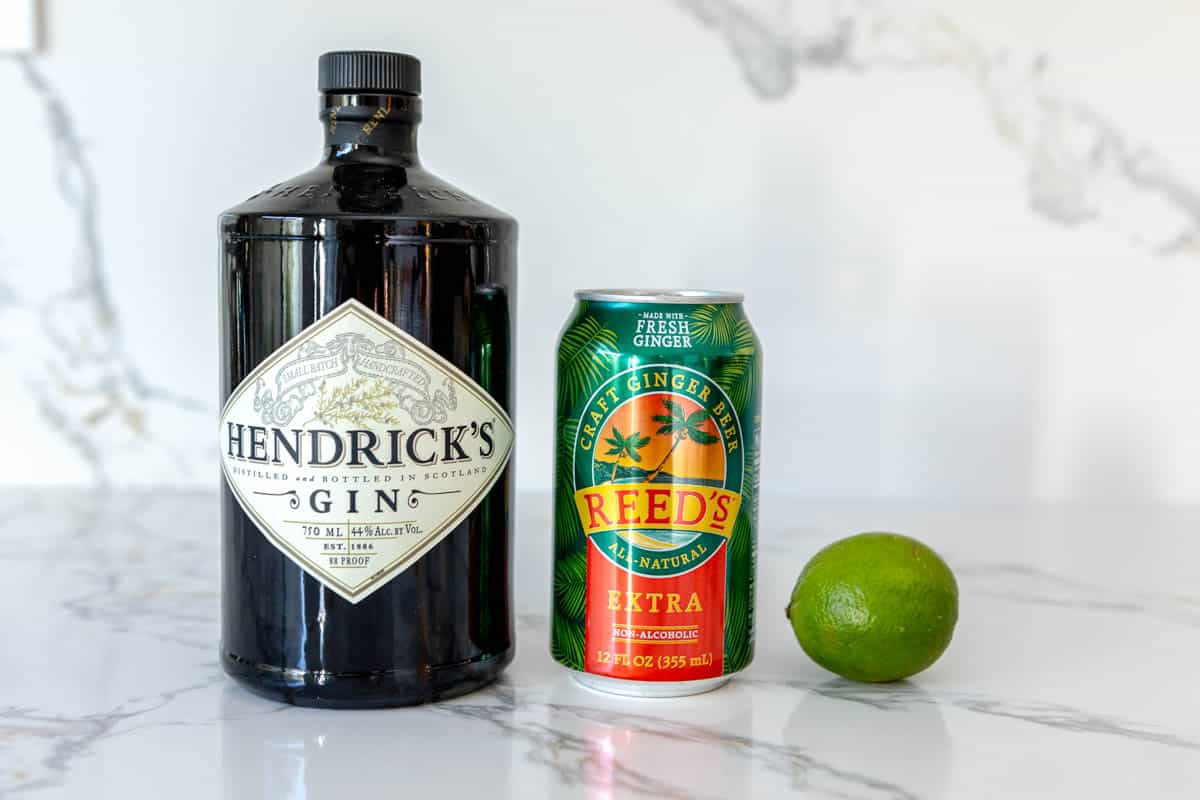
{"left": 585, "top": 541, "right": 726, "bottom": 680}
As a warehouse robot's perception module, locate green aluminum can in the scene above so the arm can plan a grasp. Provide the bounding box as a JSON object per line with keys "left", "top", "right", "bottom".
{"left": 550, "top": 290, "right": 762, "bottom": 697}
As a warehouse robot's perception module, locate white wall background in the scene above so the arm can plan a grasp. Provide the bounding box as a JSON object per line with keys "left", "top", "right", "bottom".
{"left": 1, "top": 0, "right": 1198, "bottom": 502}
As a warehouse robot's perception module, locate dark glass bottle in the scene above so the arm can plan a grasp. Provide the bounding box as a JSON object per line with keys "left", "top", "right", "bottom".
{"left": 218, "top": 52, "right": 516, "bottom": 708}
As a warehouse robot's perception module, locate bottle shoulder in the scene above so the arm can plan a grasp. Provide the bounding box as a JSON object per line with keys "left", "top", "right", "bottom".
{"left": 220, "top": 161, "right": 515, "bottom": 227}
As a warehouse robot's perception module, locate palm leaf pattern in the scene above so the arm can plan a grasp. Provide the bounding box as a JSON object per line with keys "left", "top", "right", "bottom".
{"left": 724, "top": 502, "right": 756, "bottom": 673}
{"left": 603, "top": 426, "right": 651, "bottom": 481}
{"left": 551, "top": 607, "right": 587, "bottom": 670}
{"left": 692, "top": 304, "right": 758, "bottom": 413}
{"left": 647, "top": 399, "right": 720, "bottom": 480}
{"left": 723, "top": 411, "right": 760, "bottom": 673}
{"left": 554, "top": 416, "right": 583, "bottom": 552}
{"left": 553, "top": 550, "right": 589, "bottom": 620}
{"left": 557, "top": 316, "right": 618, "bottom": 406}
{"left": 555, "top": 416, "right": 579, "bottom": 487}
{"left": 689, "top": 304, "right": 741, "bottom": 347}
{"left": 554, "top": 491, "right": 582, "bottom": 554}
{"left": 552, "top": 414, "right": 589, "bottom": 669}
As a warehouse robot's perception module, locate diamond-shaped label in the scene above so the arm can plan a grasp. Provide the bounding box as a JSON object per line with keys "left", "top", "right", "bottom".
{"left": 219, "top": 299, "right": 513, "bottom": 603}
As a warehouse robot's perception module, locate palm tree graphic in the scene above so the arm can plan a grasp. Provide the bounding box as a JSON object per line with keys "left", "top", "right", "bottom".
{"left": 647, "top": 398, "right": 720, "bottom": 481}
{"left": 602, "top": 426, "right": 651, "bottom": 482}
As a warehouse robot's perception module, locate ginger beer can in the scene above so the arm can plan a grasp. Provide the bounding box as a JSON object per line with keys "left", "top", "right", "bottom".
{"left": 551, "top": 290, "right": 762, "bottom": 697}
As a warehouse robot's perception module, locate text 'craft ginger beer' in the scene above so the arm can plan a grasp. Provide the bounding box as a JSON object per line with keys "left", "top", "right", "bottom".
{"left": 551, "top": 290, "right": 762, "bottom": 697}
{"left": 218, "top": 51, "right": 516, "bottom": 708}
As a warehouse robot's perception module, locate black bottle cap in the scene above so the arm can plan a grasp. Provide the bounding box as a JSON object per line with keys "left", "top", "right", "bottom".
{"left": 318, "top": 51, "right": 421, "bottom": 96}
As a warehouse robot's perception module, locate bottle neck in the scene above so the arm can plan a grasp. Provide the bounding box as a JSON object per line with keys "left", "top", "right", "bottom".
{"left": 320, "top": 93, "right": 422, "bottom": 163}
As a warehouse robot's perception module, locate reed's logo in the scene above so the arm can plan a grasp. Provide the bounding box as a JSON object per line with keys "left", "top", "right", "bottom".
{"left": 573, "top": 365, "right": 744, "bottom": 577}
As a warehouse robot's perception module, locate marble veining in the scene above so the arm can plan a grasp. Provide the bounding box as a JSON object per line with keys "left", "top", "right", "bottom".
{"left": 958, "top": 562, "right": 1200, "bottom": 629}
{"left": 681, "top": 0, "right": 1200, "bottom": 254}
{"left": 1, "top": 56, "right": 207, "bottom": 486}
{"left": 427, "top": 661, "right": 922, "bottom": 800}
{"left": 3, "top": 492, "right": 1198, "bottom": 798}
{"left": 0, "top": 490, "right": 216, "bottom": 652}
{"left": 1, "top": 677, "right": 226, "bottom": 797}
{"left": 786, "top": 679, "right": 1200, "bottom": 754}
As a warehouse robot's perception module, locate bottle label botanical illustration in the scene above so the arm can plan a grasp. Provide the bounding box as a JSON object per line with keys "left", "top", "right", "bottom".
{"left": 552, "top": 301, "right": 761, "bottom": 683}
{"left": 220, "top": 299, "right": 513, "bottom": 604}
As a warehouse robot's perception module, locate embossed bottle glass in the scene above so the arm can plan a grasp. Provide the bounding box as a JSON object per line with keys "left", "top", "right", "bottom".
{"left": 218, "top": 52, "right": 516, "bottom": 707}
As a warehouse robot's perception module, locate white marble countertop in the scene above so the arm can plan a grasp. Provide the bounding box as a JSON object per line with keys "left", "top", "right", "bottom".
{"left": 4, "top": 491, "right": 1198, "bottom": 798}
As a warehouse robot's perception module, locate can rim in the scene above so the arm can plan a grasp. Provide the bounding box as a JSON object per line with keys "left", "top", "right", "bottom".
{"left": 574, "top": 289, "right": 743, "bottom": 304}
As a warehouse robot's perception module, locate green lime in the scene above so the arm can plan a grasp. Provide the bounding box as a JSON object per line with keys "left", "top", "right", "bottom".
{"left": 786, "top": 532, "right": 958, "bottom": 682}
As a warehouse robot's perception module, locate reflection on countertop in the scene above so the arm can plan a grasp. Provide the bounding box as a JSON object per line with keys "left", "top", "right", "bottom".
{"left": 2, "top": 491, "right": 1198, "bottom": 798}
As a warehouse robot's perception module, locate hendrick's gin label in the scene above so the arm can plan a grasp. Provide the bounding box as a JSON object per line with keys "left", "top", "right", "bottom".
{"left": 220, "top": 300, "right": 512, "bottom": 604}
{"left": 218, "top": 51, "right": 517, "bottom": 708}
